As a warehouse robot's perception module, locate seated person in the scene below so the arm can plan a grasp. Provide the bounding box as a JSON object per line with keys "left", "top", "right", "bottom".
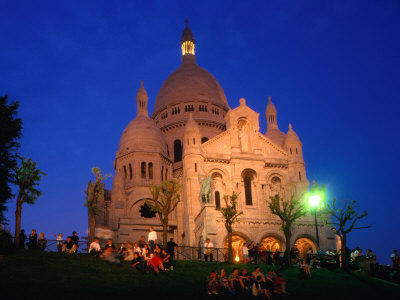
{"left": 239, "top": 268, "right": 252, "bottom": 290}
{"left": 133, "top": 242, "right": 142, "bottom": 256}
{"left": 252, "top": 276, "right": 271, "bottom": 299}
{"left": 268, "top": 270, "right": 286, "bottom": 296}
{"left": 63, "top": 237, "right": 77, "bottom": 253}
{"left": 299, "top": 259, "right": 311, "bottom": 279}
{"left": 124, "top": 242, "right": 134, "bottom": 261}
{"left": 37, "top": 232, "right": 47, "bottom": 251}
{"left": 101, "top": 247, "right": 120, "bottom": 264}
{"left": 161, "top": 249, "right": 171, "bottom": 269}
{"left": 153, "top": 244, "right": 161, "bottom": 255}
{"left": 206, "top": 270, "right": 220, "bottom": 295}
{"left": 117, "top": 243, "right": 126, "bottom": 258}
{"left": 252, "top": 267, "right": 265, "bottom": 283}
{"left": 218, "top": 269, "right": 234, "bottom": 294}
{"left": 137, "top": 235, "right": 147, "bottom": 249}
{"left": 104, "top": 239, "right": 116, "bottom": 252}
{"left": 132, "top": 252, "right": 145, "bottom": 272}
{"left": 89, "top": 237, "right": 102, "bottom": 256}
{"left": 228, "top": 268, "right": 245, "bottom": 294}
{"left": 149, "top": 251, "right": 164, "bottom": 273}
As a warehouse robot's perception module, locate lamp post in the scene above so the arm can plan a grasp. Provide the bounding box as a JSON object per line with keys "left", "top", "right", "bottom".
{"left": 309, "top": 194, "right": 321, "bottom": 247}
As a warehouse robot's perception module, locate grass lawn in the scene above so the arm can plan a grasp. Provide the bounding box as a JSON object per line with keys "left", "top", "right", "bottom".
{"left": 0, "top": 251, "right": 399, "bottom": 299}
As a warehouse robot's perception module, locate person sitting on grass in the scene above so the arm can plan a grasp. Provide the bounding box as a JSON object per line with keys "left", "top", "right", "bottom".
{"left": 101, "top": 246, "right": 120, "bottom": 264}
{"left": 63, "top": 237, "right": 77, "bottom": 253}
{"left": 218, "top": 269, "right": 234, "bottom": 294}
{"left": 298, "top": 259, "right": 311, "bottom": 279}
{"left": 124, "top": 242, "right": 134, "bottom": 261}
{"left": 143, "top": 244, "right": 151, "bottom": 267}
{"left": 252, "top": 267, "right": 265, "bottom": 282}
{"left": 132, "top": 252, "right": 145, "bottom": 272}
{"left": 252, "top": 275, "right": 271, "bottom": 299}
{"left": 133, "top": 242, "right": 142, "bottom": 256}
{"left": 268, "top": 270, "right": 287, "bottom": 297}
{"left": 117, "top": 243, "right": 126, "bottom": 259}
{"left": 150, "top": 250, "right": 164, "bottom": 273}
{"left": 89, "top": 237, "right": 102, "bottom": 257}
{"left": 37, "top": 232, "right": 47, "bottom": 251}
{"left": 239, "top": 268, "right": 252, "bottom": 291}
{"left": 153, "top": 244, "right": 161, "bottom": 256}
{"left": 228, "top": 268, "right": 245, "bottom": 294}
{"left": 206, "top": 270, "right": 220, "bottom": 295}
{"left": 161, "top": 249, "right": 172, "bottom": 270}
{"left": 71, "top": 232, "right": 80, "bottom": 250}
{"left": 104, "top": 239, "right": 116, "bottom": 252}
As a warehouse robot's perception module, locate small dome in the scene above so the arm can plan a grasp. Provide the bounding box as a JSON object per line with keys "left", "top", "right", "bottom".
{"left": 265, "top": 96, "right": 276, "bottom": 115}
{"left": 118, "top": 115, "right": 168, "bottom": 157}
{"left": 265, "top": 128, "right": 286, "bottom": 147}
{"left": 152, "top": 60, "right": 229, "bottom": 115}
{"left": 285, "top": 124, "right": 302, "bottom": 145}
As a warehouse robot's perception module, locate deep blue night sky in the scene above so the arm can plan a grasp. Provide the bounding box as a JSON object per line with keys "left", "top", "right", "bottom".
{"left": 1, "top": 1, "right": 399, "bottom": 263}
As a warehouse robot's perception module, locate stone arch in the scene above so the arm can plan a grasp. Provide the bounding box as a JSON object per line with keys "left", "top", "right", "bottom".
{"left": 224, "top": 232, "right": 251, "bottom": 262}
{"left": 259, "top": 232, "right": 286, "bottom": 252}
{"left": 293, "top": 234, "right": 317, "bottom": 257}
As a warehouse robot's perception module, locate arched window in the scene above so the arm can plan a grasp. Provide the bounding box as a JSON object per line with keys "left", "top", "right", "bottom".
{"left": 129, "top": 163, "right": 132, "bottom": 179}
{"left": 244, "top": 176, "right": 253, "bottom": 205}
{"left": 201, "top": 137, "right": 209, "bottom": 144}
{"left": 215, "top": 191, "right": 221, "bottom": 210}
{"left": 141, "top": 162, "right": 146, "bottom": 179}
{"left": 195, "top": 163, "right": 197, "bottom": 172}
{"left": 123, "top": 165, "right": 127, "bottom": 179}
{"left": 161, "top": 166, "right": 164, "bottom": 181}
{"left": 148, "top": 163, "right": 153, "bottom": 179}
{"left": 296, "top": 148, "right": 298, "bottom": 154}
{"left": 165, "top": 168, "right": 168, "bottom": 180}
{"left": 174, "top": 139, "right": 182, "bottom": 162}
{"left": 299, "top": 171, "right": 302, "bottom": 181}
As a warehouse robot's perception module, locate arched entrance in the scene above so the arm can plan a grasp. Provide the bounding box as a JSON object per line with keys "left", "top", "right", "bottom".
{"left": 295, "top": 238, "right": 316, "bottom": 258}
{"left": 261, "top": 236, "right": 282, "bottom": 251}
{"left": 225, "top": 234, "right": 247, "bottom": 262}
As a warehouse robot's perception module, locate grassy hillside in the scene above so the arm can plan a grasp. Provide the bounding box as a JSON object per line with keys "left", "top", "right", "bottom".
{"left": 0, "top": 251, "right": 398, "bottom": 299}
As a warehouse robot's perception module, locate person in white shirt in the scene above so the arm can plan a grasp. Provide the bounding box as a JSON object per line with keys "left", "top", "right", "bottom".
{"left": 89, "top": 237, "right": 102, "bottom": 256}
{"left": 53, "top": 233, "right": 63, "bottom": 253}
{"left": 148, "top": 226, "right": 157, "bottom": 253}
{"left": 204, "top": 238, "right": 214, "bottom": 262}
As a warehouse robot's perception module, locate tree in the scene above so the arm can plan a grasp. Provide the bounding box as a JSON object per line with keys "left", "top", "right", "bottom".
{"left": 84, "top": 167, "right": 111, "bottom": 244}
{"left": 0, "top": 95, "right": 22, "bottom": 224}
{"left": 267, "top": 194, "right": 306, "bottom": 265}
{"left": 14, "top": 157, "right": 46, "bottom": 248}
{"left": 324, "top": 198, "right": 371, "bottom": 269}
{"left": 219, "top": 192, "right": 243, "bottom": 263}
{"left": 146, "top": 180, "right": 181, "bottom": 247}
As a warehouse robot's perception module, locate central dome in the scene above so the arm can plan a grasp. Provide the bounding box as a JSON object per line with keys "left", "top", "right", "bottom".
{"left": 152, "top": 58, "right": 229, "bottom": 116}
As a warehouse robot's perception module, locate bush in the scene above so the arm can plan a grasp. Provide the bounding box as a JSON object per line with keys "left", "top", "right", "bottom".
{"left": 0, "top": 229, "right": 13, "bottom": 255}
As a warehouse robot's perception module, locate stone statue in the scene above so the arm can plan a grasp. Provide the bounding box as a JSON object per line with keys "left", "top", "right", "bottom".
{"left": 238, "top": 120, "right": 249, "bottom": 152}
{"left": 198, "top": 173, "right": 212, "bottom": 203}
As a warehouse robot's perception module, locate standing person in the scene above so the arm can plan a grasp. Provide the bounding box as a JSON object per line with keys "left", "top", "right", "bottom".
{"left": 148, "top": 227, "right": 157, "bottom": 253}
{"left": 71, "top": 232, "right": 80, "bottom": 251}
{"left": 19, "top": 229, "right": 27, "bottom": 248}
{"left": 242, "top": 242, "right": 249, "bottom": 264}
{"left": 391, "top": 250, "right": 399, "bottom": 270}
{"left": 167, "top": 238, "right": 178, "bottom": 265}
{"left": 27, "top": 229, "right": 37, "bottom": 250}
{"left": 53, "top": 233, "right": 63, "bottom": 253}
{"left": 204, "top": 238, "right": 214, "bottom": 262}
{"left": 37, "top": 232, "right": 47, "bottom": 251}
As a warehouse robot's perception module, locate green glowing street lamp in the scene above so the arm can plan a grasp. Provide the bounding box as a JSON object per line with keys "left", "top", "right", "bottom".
{"left": 309, "top": 194, "right": 321, "bottom": 247}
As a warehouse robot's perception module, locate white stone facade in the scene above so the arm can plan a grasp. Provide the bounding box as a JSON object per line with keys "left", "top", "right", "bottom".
{"left": 94, "top": 23, "right": 336, "bottom": 255}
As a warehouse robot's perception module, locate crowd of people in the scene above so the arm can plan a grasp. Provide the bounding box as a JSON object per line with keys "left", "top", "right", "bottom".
{"left": 88, "top": 226, "right": 178, "bottom": 273}
{"left": 19, "top": 229, "right": 81, "bottom": 253}
{"left": 206, "top": 267, "right": 286, "bottom": 299}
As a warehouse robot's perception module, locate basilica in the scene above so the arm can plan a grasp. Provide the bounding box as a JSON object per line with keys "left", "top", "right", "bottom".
{"left": 94, "top": 22, "right": 336, "bottom": 259}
